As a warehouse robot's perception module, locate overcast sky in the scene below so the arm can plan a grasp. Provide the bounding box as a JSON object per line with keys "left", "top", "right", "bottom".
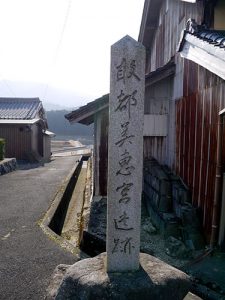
{"left": 0, "top": 0, "right": 145, "bottom": 109}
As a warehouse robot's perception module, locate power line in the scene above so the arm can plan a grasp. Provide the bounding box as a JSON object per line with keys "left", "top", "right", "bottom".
{"left": 42, "top": 0, "right": 72, "bottom": 100}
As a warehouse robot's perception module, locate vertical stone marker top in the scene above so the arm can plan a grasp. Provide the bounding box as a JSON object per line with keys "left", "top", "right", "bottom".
{"left": 107, "top": 35, "right": 145, "bottom": 272}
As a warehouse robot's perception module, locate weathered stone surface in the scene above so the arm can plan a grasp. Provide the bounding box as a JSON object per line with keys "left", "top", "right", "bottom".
{"left": 0, "top": 158, "right": 17, "bottom": 175}
{"left": 46, "top": 264, "right": 70, "bottom": 300}
{"left": 142, "top": 217, "right": 157, "bottom": 235}
{"left": 107, "top": 35, "right": 145, "bottom": 272}
{"left": 165, "top": 236, "right": 192, "bottom": 259}
{"left": 53, "top": 252, "right": 190, "bottom": 300}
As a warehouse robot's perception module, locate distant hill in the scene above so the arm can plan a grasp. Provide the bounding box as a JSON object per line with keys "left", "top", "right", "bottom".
{"left": 46, "top": 110, "right": 93, "bottom": 139}
{"left": 43, "top": 102, "right": 73, "bottom": 111}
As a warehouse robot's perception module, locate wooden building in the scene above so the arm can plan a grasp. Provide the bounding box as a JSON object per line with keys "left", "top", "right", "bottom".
{"left": 139, "top": 0, "right": 225, "bottom": 247}
{"left": 0, "top": 98, "right": 54, "bottom": 162}
{"left": 65, "top": 87, "right": 166, "bottom": 197}
{"left": 66, "top": 0, "right": 225, "bottom": 248}
{"left": 66, "top": 94, "right": 109, "bottom": 196}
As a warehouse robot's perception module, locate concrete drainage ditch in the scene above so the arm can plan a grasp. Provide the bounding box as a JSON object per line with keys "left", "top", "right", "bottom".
{"left": 40, "top": 155, "right": 91, "bottom": 257}
{"left": 40, "top": 156, "right": 225, "bottom": 300}
{"left": 48, "top": 161, "right": 82, "bottom": 236}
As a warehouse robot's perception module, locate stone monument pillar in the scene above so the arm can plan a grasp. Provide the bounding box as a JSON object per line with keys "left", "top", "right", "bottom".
{"left": 47, "top": 35, "right": 191, "bottom": 300}
{"left": 107, "top": 35, "right": 145, "bottom": 272}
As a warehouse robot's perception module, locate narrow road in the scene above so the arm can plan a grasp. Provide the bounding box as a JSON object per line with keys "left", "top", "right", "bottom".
{"left": 0, "top": 156, "right": 80, "bottom": 299}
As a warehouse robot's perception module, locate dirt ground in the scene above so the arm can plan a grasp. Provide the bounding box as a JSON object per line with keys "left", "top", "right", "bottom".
{"left": 79, "top": 195, "right": 225, "bottom": 299}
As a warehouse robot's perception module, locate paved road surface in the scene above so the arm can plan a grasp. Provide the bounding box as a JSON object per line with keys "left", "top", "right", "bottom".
{"left": 0, "top": 156, "right": 80, "bottom": 299}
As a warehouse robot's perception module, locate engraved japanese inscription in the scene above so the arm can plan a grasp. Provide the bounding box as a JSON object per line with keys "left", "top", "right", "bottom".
{"left": 107, "top": 35, "right": 145, "bottom": 272}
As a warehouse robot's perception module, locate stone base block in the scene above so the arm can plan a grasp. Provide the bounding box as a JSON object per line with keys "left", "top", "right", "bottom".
{"left": 47, "top": 252, "right": 191, "bottom": 300}
{"left": 0, "top": 158, "right": 17, "bottom": 175}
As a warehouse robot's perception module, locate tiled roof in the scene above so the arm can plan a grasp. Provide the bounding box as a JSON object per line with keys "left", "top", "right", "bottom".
{"left": 178, "top": 19, "right": 225, "bottom": 52}
{"left": 0, "top": 98, "right": 42, "bottom": 120}
{"left": 190, "top": 29, "right": 225, "bottom": 48}
{"left": 178, "top": 19, "right": 225, "bottom": 80}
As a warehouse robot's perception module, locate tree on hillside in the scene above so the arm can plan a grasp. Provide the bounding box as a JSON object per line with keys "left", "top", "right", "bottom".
{"left": 46, "top": 110, "right": 93, "bottom": 137}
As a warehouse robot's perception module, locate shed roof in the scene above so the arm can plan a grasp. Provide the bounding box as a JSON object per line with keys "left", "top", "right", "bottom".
{"left": 65, "top": 94, "right": 109, "bottom": 125}
{"left": 0, "top": 98, "right": 42, "bottom": 120}
{"left": 65, "top": 61, "right": 176, "bottom": 125}
{"left": 145, "top": 59, "right": 176, "bottom": 86}
{"left": 178, "top": 20, "right": 225, "bottom": 80}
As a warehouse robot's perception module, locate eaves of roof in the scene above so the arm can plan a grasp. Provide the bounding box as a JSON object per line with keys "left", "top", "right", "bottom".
{"left": 65, "top": 94, "right": 109, "bottom": 125}
{"left": 66, "top": 60, "right": 176, "bottom": 125}
{"left": 178, "top": 22, "right": 225, "bottom": 80}
{"left": 0, "top": 118, "right": 40, "bottom": 124}
{"left": 145, "top": 59, "right": 176, "bottom": 86}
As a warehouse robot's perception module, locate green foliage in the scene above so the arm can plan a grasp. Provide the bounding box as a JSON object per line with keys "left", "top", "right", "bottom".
{"left": 46, "top": 110, "right": 94, "bottom": 137}
{"left": 0, "top": 138, "right": 5, "bottom": 160}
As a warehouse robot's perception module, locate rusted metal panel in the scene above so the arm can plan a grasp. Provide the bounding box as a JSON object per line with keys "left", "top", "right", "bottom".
{"left": 143, "top": 0, "right": 221, "bottom": 242}
{"left": 176, "top": 60, "right": 225, "bottom": 241}
{"left": 179, "top": 95, "right": 185, "bottom": 178}
{"left": 175, "top": 98, "right": 181, "bottom": 174}
{"left": 189, "top": 94, "right": 197, "bottom": 188}
{"left": 193, "top": 92, "right": 203, "bottom": 208}
{"left": 219, "top": 174, "right": 225, "bottom": 246}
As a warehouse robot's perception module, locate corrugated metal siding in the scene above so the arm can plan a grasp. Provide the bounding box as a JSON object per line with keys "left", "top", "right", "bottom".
{"left": 144, "top": 0, "right": 224, "bottom": 242}
{"left": 175, "top": 60, "right": 225, "bottom": 241}
{"left": 0, "top": 124, "right": 31, "bottom": 159}
{"left": 148, "top": 0, "right": 204, "bottom": 73}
